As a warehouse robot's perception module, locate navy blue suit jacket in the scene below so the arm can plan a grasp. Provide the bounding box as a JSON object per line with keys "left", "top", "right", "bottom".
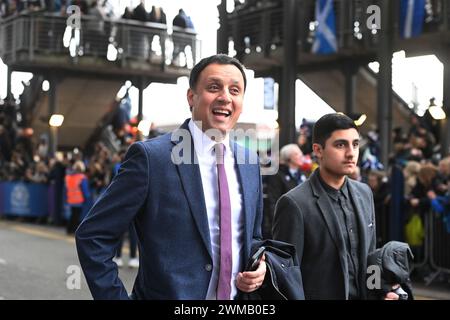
{"left": 75, "top": 119, "right": 264, "bottom": 299}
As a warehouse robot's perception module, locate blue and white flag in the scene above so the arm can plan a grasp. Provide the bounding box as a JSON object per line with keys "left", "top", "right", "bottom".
{"left": 312, "top": 0, "right": 337, "bottom": 54}
{"left": 400, "top": 0, "right": 425, "bottom": 38}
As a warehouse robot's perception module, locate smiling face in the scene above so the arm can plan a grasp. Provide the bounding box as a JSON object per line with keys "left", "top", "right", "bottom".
{"left": 187, "top": 63, "right": 244, "bottom": 136}
{"left": 313, "top": 128, "right": 360, "bottom": 178}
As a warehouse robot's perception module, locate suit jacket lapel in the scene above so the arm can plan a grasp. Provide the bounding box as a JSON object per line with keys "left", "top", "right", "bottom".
{"left": 347, "top": 181, "right": 369, "bottom": 297}
{"left": 172, "top": 120, "right": 212, "bottom": 258}
{"left": 232, "top": 143, "right": 253, "bottom": 261}
{"left": 347, "top": 182, "right": 368, "bottom": 254}
{"left": 310, "top": 170, "right": 349, "bottom": 298}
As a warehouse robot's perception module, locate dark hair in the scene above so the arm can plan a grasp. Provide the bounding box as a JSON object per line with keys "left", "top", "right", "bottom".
{"left": 312, "top": 113, "right": 358, "bottom": 147}
{"left": 189, "top": 54, "right": 247, "bottom": 91}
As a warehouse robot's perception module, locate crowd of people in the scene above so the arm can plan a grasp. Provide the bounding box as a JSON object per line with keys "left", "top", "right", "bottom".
{"left": 0, "top": 0, "right": 113, "bottom": 18}
{"left": 0, "top": 93, "right": 164, "bottom": 224}
{"left": 0, "top": 90, "right": 167, "bottom": 267}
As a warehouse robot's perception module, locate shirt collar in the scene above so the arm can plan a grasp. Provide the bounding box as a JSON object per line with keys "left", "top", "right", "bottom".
{"left": 289, "top": 168, "right": 299, "bottom": 178}
{"left": 188, "top": 119, "right": 231, "bottom": 157}
{"left": 318, "top": 169, "right": 349, "bottom": 201}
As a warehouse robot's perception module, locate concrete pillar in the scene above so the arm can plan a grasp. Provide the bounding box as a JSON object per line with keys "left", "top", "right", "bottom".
{"left": 48, "top": 75, "right": 58, "bottom": 157}
{"left": 377, "top": 0, "right": 394, "bottom": 167}
{"left": 217, "top": 0, "right": 228, "bottom": 54}
{"left": 343, "top": 61, "right": 359, "bottom": 117}
{"left": 278, "top": 0, "right": 298, "bottom": 147}
{"left": 441, "top": 51, "right": 450, "bottom": 156}
{"left": 137, "top": 77, "right": 144, "bottom": 123}
{"left": 6, "top": 67, "right": 12, "bottom": 101}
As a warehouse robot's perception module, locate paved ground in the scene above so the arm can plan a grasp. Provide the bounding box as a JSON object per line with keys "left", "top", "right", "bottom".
{"left": 0, "top": 218, "right": 449, "bottom": 300}
{"left": 0, "top": 219, "right": 138, "bottom": 300}
{"left": 413, "top": 280, "right": 450, "bottom": 300}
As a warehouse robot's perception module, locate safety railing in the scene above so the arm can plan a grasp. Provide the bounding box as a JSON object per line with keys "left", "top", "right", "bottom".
{"left": 227, "top": 1, "right": 283, "bottom": 57}
{"left": 0, "top": 12, "right": 200, "bottom": 70}
{"left": 411, "top": 209, "right": 450, "bottom": 285}
{"left": 428, "top": 209, "right": 450, "bottom": 279}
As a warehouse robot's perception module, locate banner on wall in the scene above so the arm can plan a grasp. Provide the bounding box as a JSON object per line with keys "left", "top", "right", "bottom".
{"left": 0, "top": 182, "right": 48, "bottom": 217}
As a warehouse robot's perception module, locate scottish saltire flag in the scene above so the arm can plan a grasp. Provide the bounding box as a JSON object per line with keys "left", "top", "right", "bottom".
{"left": 400, "top": 0, "right": 425, "bottom": 38}
{"left": 312, "top": 0, "right": 337, "bottom": 54}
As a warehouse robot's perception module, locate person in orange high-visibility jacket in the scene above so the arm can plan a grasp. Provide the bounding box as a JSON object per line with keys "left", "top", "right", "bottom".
{"left": 65, "top": 161, "right": 90, "bottom": 234}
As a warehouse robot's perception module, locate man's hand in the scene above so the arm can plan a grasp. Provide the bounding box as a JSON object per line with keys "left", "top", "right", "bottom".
{"left": 236, "top": 255, "right": 266, "bottom": 293}
{"left": 384, "top": 284, "right": 400, "bottom": 300}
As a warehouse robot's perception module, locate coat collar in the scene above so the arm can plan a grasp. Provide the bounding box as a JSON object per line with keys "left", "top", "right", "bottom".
{"left": 231, "top": 142, "right": 256, "bottom": 261}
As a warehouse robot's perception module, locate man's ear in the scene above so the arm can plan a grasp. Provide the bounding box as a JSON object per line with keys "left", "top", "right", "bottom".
{"left": 187, "top": 88, "right": 194, "bottom": 111}
{"left": 312, "top": 143, "right": 322, "bottom": 160}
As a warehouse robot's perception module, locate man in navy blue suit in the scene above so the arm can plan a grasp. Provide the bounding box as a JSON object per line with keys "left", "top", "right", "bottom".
{"left": 76, "top": 54, "right": 266, "bottom": 299}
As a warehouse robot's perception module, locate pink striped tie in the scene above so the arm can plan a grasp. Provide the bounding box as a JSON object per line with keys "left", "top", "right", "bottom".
{"left": 215, "top": 143, "right": 232, "bottom": 300}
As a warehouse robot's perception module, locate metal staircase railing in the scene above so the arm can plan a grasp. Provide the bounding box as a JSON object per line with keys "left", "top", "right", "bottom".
{"left": 0, "top": 12, "right": 200, "bottom": 70}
